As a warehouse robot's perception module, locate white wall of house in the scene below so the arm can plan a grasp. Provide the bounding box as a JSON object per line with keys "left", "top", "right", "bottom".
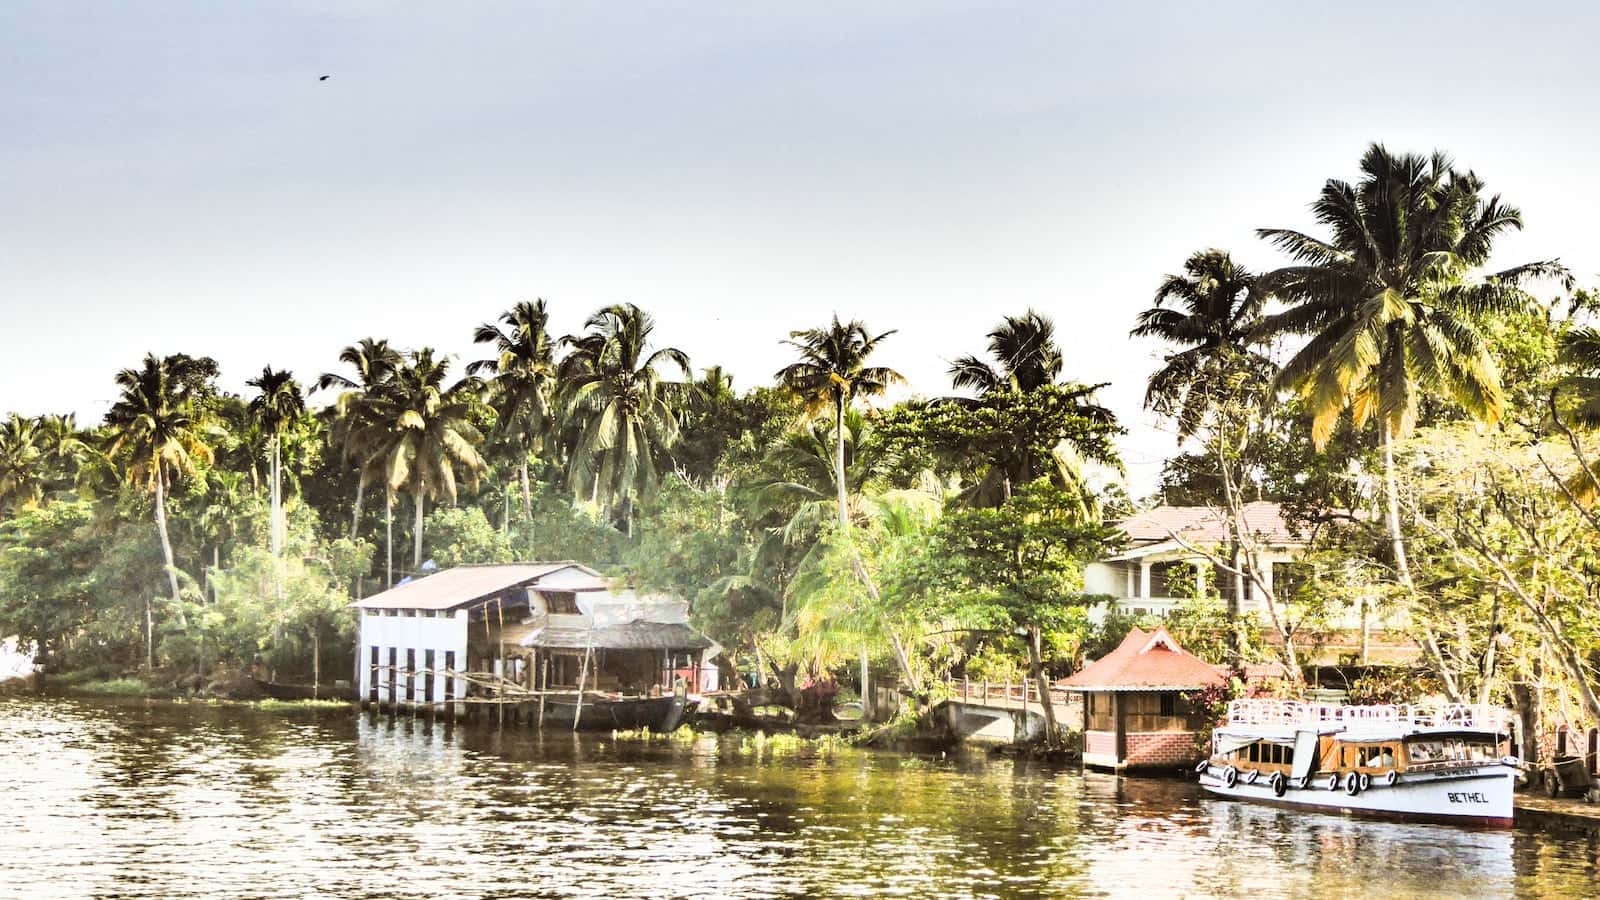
{"left": 1084, "top": 545, "right": 1357, "bottom": 624}
{"left": 356, "top": 608, "right": 469, "bottom": 707}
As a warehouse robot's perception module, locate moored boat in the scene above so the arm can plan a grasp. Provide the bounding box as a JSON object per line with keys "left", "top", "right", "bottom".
{"left": 1197, "top": 699, "right": 1518, "bottom": 827}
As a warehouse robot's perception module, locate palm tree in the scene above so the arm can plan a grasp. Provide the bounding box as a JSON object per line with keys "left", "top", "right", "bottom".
{"left": 1132, "top": 250, "right": 1269, "bottom": 439}
{"left": 1255, "top": 144, "right": 1566, "bottom": 589}
{"left": 104, "top": 353, "right": 217, "bottom": 604}
{"left": 558, "top": 303, "right": 690, "bottom": 520}
{"left": 247, "top": 367, "right": 305, "bottom": 557}
{"left": 0, "top": 415, "right": 45, "bottom": 516}
{"left": 317, "top": 338, "right": 404, "bottom": 542}
{"left": 363, "top": 348, "right": 487, "bottom": 570}
{"left": 470, "top": 300, "right": 559, "bottom": 522}
{"left": 1551, "top": 326, "right": 1600, "bottom": 504}
{"left": 775, "top": 316, "right": 903, "bottom": 532}
{"left": 36, "top": 413, "right": 88, "bottom": 497}
{"left": 946, "top": 311, "right": 1119, "bottom": 508}
{"left": 949, "top": 309, "right": 1064, "bottom": 395}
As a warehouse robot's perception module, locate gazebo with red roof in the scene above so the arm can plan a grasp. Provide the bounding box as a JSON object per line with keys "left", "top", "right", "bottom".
{"left": 1059, "top": 626, "right": 1226, "bottom": 771}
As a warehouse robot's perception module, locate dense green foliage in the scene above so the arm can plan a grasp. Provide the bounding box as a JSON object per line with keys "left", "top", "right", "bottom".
{"left": 5, "top": 141, "right": 1600, "bottom": 758}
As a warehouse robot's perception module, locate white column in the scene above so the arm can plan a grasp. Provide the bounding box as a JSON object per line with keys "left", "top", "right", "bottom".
{"left": 1139, "top": 562, "right": 1152, "bottom": 599}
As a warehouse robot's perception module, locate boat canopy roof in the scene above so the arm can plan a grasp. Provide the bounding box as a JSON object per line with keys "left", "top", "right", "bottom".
{"left": 1226, "top": 699, "right": 1513, "bottom": 736}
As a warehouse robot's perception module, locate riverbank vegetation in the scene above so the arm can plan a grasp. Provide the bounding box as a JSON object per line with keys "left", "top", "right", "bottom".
{"left": 3, "top": 143, "right": 1600, "bottom": 761}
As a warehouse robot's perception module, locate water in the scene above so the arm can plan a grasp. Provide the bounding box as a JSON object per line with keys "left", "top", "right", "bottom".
{"left": 2, "top": 697, "right": 1596, "bottom": 898}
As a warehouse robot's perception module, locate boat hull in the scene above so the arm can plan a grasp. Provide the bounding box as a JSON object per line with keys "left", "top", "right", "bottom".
{"left": 1198, "top": 764, "right": 1516, "bottom": 828}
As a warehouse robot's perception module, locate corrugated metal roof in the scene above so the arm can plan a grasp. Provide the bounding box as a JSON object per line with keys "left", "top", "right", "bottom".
{"left": 1058, "top": 626, "right": 1227, "bottom": 692}
{"left": 522, "top": 622, "right": 713, "bottom": 651}
{"left": 352, "top": 562, "right": 603, "bottom": 611}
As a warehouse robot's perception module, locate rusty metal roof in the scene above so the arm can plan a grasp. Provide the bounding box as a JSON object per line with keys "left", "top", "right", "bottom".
{"left": 351, "top": 562, "right": 604, "bottom": 611}
{"left": 1116, "top": 502, "right": 1301, "bottom": 546}
{"left": 521, "top": 622, "right": 713, "bottom": 651}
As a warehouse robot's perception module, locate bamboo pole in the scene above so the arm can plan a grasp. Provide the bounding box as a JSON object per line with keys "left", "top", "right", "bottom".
{"left": 497, "top": 597, "right": 506, "bottom": 729}
{"left": 573, "top": 645, "right": 593, "bottom": 732}
{"left": 538, "top": 657, "right": 548, "bottom": 729}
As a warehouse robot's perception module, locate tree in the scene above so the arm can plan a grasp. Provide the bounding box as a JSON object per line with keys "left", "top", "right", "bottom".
{"left": 1132, "top": 249, "right": 1268, "bottom": 440}
{"left": 558, "top": 303, "right": 691, "bottom": 520}
{"left": 470, "top": 300, "right": 559, "bottom": 523}
{"left": 246, "top": 367, "right": 305, "bottom": 557}
{"left": 362, "top": 349, "right": 487, "bottom": 570}
{"left": 1256, "top": 144, "right": 1566, "bottom": 595}
{"left": 37, "top": 413, "right": 89, "bottom": 499}
{"left": 775, "top": 316, "right": 903, "bottom": 532}
{"left": 104, "top": 353, "right": 219, "bottom": 607}
{"left": 949, "top": 309, "right": 1065, "bottom": 395}
{"left": 0, "top": 415, "right": 45, "bottom": 516}
{"left": 928, "top": 480, "right": 1117, "bottom": 742}
{"left": 317, "top": 337, "right": 404, "bottom": 544}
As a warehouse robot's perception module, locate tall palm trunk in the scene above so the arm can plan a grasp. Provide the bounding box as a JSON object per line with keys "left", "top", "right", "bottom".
{"left": 520, "top": 460, "right": 532, "bottom": 522}
{"left": 269, "top": 435, "right": 282, "bottom": 557}
{"left": 1380, "top": 422, "right": 1413, "bottom": 590}
{"left": 413, "top": 481, "right": 426, "bottom": 569}
{"left": 385, "top": 490, "right": 394, "bottom": 589}
{"left": 350, "top": 468, "right": 366, "bottom": 541}
{"left": 834, "top": 395, "right": 849, "bottom": 531}
{"left": 153, "top": 470, "right": 181, "bottom": 604}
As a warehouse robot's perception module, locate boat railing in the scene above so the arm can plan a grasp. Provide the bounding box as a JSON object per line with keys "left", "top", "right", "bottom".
{"left": 1226, "top": 699, "right": 1514, "bottom": 732}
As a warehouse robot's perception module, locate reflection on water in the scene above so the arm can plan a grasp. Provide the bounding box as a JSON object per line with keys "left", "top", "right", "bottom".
{"left": 2, "top": 696, "right": 1597, "bottom": 898}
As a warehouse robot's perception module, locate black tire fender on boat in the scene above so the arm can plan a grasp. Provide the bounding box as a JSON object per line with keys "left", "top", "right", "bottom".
{"left": 1358, "top": 773, "right": 1372, "bottom": 791}
{"left": 1270, "top": 772, "right": 1287, "bottom": 797}
{"left": 1345, "top": 774, "right": 1362, "bottom": 796}
{"left": 1385, "top": 770, "right": 1399, "bottom": 787}
{"left": 1297, "top": 774, "right": 1313, "bottom": 790}
{"left": 1246, "top": 769, "right": 1259, "bottom": 785}
{"left": 1195, "top": 759, "right": 1210, "bottom": 774}
{"left": 1327, "top": 773, "right": 1341, "bottom": 791}
{"left": 1223, "top": 766, "right": 1238, "bottom": 788}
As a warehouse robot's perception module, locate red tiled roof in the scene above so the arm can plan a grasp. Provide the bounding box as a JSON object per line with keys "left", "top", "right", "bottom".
{"left": 1116, "top": 501, "right": 1301, "bottom": 546}
{"left": 1059, "top": 626, "right": 1227, "bottom": 692}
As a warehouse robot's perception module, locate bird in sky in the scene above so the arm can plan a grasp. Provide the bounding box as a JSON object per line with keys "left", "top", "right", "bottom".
{"left": 318, "top": 75, "right": 330, "bottom": 81}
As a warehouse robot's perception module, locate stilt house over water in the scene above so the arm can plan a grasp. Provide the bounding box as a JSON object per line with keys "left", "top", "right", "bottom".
{"left": 353, "top": 562, "right": 716, "bottom": 722}
{"left": 1060, "top": 626, "right": 1224, "bottom": 771}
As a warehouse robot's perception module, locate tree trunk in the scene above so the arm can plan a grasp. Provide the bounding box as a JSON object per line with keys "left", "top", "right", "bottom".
{"left": 520, "top": 460, "right": 532, "bottom": 522}
{"left": 312, "top": 628, "right": 320, "bottom": 700}
{"left": 385, "top": 491, "right": 394, "bottom": 589}
{"left": 1029, "top": 625, "right": 1059, "bottom": 745}
{"left": 270, "top": 436, "right": 282, "bottom": 557}
{"left": 350, "top": 468, "right": 366, "bottom": 542}
{"left": 413, "top": 488, "right": 426, "bottom": 570}
{"left": 145, "top": 596, "right": 154, "bottom": 671}
{"left": 154, "top": 472, "right": 182, "bottom": 604}
{"left": 835, "top": 397, "right": 849, "bottom": 531}
{"left": 1381, "top": 422, "right": 1414, "bottom": 590}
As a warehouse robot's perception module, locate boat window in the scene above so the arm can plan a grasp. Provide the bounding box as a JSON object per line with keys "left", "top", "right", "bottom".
{"left": 1408, "top": 740, "right": 1444, "bottom": 763}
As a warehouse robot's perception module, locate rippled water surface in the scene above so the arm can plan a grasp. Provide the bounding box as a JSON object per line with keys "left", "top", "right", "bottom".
{"left": 3, "top": 696, "right": 1598, "bottom": 898}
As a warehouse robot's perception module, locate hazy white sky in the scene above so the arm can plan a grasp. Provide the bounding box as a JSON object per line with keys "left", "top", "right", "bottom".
{"left": 2, "top": 1, "right": 1596, "bottom": 493}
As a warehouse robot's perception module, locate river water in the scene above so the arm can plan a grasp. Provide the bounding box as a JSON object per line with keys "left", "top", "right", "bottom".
{"left": 2, "top": 696, "right": 1596, "bottom": 898}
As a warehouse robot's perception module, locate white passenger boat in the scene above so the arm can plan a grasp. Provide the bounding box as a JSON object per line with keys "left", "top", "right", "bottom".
{"left": 1197, "top": 699, "right": 1519, "bottom": 827}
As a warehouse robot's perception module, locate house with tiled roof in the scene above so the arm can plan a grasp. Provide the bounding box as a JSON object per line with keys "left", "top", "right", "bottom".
{"left": 1084, "top": 502, "right": 1308, "bottom": 621}
{"left": 1059, "top": 626, "right": 1224, "bottom": 770}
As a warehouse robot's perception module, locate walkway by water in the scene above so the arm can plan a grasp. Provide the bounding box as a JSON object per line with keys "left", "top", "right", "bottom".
{"left": 3, "top": 695, "right": 1597, "bottom": 898}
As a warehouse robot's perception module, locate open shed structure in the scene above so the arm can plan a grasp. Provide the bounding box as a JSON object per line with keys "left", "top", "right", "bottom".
{"left": 1059, "top": 626, "right": 1225, "bottom": 771}
{"left": 353, "top": 562, "right": 715, "bottom": 729}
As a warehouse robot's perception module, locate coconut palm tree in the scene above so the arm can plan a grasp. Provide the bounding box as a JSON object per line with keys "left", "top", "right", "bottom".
{"left": 775, "top": 316, "right": 903, "bottom": 532}
{"left": 1132, "top": 250, "right": 1270, "bottom": 439}
{"left": 362, "top": 348, "right": 487, "bottom": 570}
{"left": 470, "top": 300, "right": 559, "bottom": 522}
{"left": 247, "top": 367, "right": 305, "bottom": 557}
{"left": 1551, "top": 326, "right": 1600, "bottom": 504}
{"left": 0, "top": 414, "right": 46, "bottom": 516}
{"left": 558, "top": 303, "right": 690, "bottom": 520}
{"left": 104, "top": 353, "right": 218, "bottom": 604}
{"left": 317, "top": 338, "right": 404, "bottom": 542}
{"left": 949, "top": 309, "right": 1064, "bottom": 396}
{"left": 1255, "top": 144, "right": 1566, "bottom": 588}
{"left": 36, "top": 413, "right": 88, "bottom": 497}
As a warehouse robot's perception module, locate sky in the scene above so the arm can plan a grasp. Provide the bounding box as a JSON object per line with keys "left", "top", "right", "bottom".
{"left": 2, "top": 1, "right": 1597, "bottom": 494}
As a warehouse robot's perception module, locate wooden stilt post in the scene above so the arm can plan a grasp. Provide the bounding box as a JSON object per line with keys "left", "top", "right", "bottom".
{"left": 538, "top": 656, "right": 548, "bottom": 729}
{"left": 497, "top": 597, "right": 506, "bottom": 729}
{"left": 573, "top": 645, "right": 592, "bottom": 732}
